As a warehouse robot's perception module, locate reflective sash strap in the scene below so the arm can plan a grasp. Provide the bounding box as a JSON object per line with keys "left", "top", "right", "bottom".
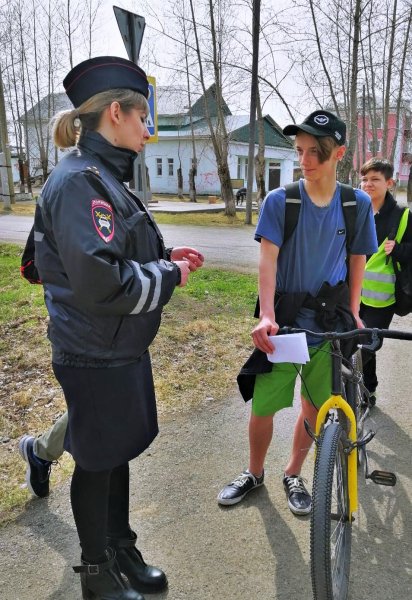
{"left": 363, "top": 271, "right": 396, "bottom": 283}
{"left": 395, "top": 208, "right": 409, "bottom": 243}
{"left": 361, "top": 288, "right": 395, "bottom": 301}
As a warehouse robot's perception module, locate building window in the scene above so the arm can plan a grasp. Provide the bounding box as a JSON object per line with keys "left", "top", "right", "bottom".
{"left": 245, "top": 158, "right": 248, "bottom": 181}
{"left": 375, "top": 116, "right": 383, "bottom": 129}
{"left": 368, "top": 139, "right": 382, "bottom": 153}
{"left": 156, "top": 158, "right": 162, "bottom": 176}
{"left": 168, "top": 158, "right": 174, "bottom": 176}
{"left": 237, "top": 157, "right": 241, "bottom": 179}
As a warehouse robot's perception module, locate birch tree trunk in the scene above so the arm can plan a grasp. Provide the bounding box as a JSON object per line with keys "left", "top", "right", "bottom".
{"left": 255, "top": 86, "right": 266, "bottom": 206}
{"left": 382, "top": 0, "right": 398, "bottom": 157}
{"left": 188, "top": 0, "right": 235, "bottom": 216}
{"left": 338, "top": 0, "right": 362, "bottom": 183}
{"left": 245, "top": 0, "right": 261, "bottom": 224}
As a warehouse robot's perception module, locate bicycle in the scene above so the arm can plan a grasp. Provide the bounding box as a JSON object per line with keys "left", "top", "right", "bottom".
{"left": 277, "top": 326, "right": 412, "bottom": 600}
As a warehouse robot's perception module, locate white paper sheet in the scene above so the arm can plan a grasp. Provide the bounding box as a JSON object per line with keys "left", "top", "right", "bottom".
{"left": 266, "top": 333, "right": 310, "bottom": 364}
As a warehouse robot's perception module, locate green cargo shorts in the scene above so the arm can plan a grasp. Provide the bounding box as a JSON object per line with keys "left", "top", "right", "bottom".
{"left": 252, "top": 342, "right": 332, "bottom": 416}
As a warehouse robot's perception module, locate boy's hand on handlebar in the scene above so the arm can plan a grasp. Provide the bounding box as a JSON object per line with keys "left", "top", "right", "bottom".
{"left": 252, "top": 316, "right": 279, "bottom": 353}
{"left": 353, "top": 313, "right": 364, "bottom": 329}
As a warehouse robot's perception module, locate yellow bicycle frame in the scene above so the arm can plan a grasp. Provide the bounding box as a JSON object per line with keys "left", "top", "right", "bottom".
{"left": 315, "top": 395, "right": 358, "bottom": 514}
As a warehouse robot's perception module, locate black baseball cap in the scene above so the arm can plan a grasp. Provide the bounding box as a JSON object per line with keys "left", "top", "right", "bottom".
{"left": 283, "top": 110, "right": 346, "bottom": 146}
{"left": 63, "top": 56, "right": 149, "bottom": 108}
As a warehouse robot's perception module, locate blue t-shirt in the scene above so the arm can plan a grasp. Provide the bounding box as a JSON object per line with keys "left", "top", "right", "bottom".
{"left": 255, "top": 179, "right": 378, "bottom": 341}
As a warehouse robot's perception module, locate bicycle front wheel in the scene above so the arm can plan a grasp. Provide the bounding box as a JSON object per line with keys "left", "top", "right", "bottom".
{"left": 311, "top": 422, "right": 352, "bottom": 600}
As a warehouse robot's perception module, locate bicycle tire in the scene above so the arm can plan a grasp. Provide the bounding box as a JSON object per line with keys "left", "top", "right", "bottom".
{"left": 311, "top": 422, "right": 352, "bottom": 600}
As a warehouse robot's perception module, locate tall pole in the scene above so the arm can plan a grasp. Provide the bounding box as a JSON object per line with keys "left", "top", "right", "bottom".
{"left": 362, "top": 84, "right": 366, "bottom": 164}
{"left": 0, "top": 67, "right": 15, "bottom": 208}
{"left": 245, "top": 0, "right": 261, "bottom": 225}
{"left": 113, "top": 7, "right": 148, "bottom": 205}
{"left": 128, "top": 16, "right": 148, "bottom": 205}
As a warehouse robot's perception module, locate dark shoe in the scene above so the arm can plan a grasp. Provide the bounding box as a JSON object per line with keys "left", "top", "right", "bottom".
{"left": 108, "top": 531, "right": 167, "bottom": 594}
{"left": 18, "top": 435, "right": 52, "bottom": 498}
{"left": 283, "top": 474, "right": 311, "bottom": 515}
{"left": 217, "top": 469, "right": 264, "bottom": 506}
{"left": 369, "top": 394, "right": 377, "bottom": 407}
{"left": 73, "top": 547, "right": 144, "bottom": 600}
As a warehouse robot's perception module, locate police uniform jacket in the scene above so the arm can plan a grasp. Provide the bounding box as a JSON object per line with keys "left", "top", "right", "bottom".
{"left": 34, "top": 130, "right": 179, "bottom": 367}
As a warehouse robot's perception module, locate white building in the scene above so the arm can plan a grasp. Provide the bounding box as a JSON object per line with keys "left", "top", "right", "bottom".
{"left": 145, "top": 85, "right": 295, "bottom": 195}
{"left": 21, "top": 84, "right": 295, "bottom": 193}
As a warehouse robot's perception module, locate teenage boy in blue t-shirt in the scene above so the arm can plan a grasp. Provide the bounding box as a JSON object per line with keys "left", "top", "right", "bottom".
{"left": 217, "top": 110, "right": 378, "bottom": 514}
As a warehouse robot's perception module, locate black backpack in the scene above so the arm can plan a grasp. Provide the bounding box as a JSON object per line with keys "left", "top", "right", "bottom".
{"left": 386, "top": 205, "right": 412, "bottom": 316}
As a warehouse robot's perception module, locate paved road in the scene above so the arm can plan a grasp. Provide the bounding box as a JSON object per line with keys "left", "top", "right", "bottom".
{"left": 0, "top": 328, "right": 411, "bottom": 600}
{"left": 0, "top": 214, "right": 259, "bottom": 273}
{"left": 0, "top": 214, "right": 411, "bottom": 599}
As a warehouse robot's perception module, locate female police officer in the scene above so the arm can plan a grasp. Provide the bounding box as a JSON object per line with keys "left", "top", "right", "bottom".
{"left": 33, "top": 56, "right": 204, "bottom": 600}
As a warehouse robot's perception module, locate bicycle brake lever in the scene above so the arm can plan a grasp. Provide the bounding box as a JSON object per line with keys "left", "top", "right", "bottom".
{"left": 359, "top": 328, "right": 381, "bottom": 352}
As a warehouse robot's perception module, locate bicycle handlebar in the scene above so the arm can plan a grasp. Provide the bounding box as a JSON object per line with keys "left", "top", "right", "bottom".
{"left": 278, "top": 326, "right": 412, "bottom": 351}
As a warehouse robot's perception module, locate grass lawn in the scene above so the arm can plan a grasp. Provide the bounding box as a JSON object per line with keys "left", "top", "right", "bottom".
{"left": 0, "top": 198, "right": 258, "bottom": 226}
{"left": 0, "top": 243, "right": 258, "bottom": 524}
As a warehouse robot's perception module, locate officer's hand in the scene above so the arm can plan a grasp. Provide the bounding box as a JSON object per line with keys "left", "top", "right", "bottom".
{"left": 174, "top": 260, "right": 191, "bottom": 287}
{"left": 171, "top": 247, "right": 204, "bottom": 271}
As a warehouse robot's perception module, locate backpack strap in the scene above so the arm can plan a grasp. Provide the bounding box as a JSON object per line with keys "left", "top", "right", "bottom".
{"left": 386, "top": 204, "right": 407, "bottom": 242}
{"left": 283, "top": 182, "right": 302, "bottom": 245}
{"left": 339, "top": 183, "right": 357, "bottom": 254}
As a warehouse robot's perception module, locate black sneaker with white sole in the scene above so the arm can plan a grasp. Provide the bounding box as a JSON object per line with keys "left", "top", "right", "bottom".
{"left": 283, "top": 474, "right": 311, "bottom": 515}
{"left": 18, "top": 435, "right": 52, "bottom": 498}
{"left": 217, "top": 469, "right": 264, "bottom": 506}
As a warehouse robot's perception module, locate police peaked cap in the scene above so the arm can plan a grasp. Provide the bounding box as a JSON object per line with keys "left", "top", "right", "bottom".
{"left": 63, "top": 56, "right": 149, "bottom": 108}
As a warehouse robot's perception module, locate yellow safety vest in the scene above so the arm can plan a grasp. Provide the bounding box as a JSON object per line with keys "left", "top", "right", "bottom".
{"left": 361, "top": 208, "right": 409, "bottom": 308}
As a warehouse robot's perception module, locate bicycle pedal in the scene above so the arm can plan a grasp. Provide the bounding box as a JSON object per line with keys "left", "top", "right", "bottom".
{"left": 367, "top": 470, "right": 397, "bottom": 486}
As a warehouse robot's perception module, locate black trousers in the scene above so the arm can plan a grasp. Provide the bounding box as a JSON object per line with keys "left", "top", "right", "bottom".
{"left": 359, "top": 303, "right": 396, "bottom": 393}
{"left": 70, "top": 461, "right": 131, "bottom": 562}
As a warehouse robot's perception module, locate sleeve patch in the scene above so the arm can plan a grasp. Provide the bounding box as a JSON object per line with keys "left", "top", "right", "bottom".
{"left": 91, "top": 199, "right": 114, "bottom": 243}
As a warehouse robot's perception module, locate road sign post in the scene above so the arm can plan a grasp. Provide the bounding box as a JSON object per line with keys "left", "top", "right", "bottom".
{"left": 146, "top": 76, "right": 158, "bottom": 143}
{"left": 113, "top": 6, "right": 150, "bottom": 204}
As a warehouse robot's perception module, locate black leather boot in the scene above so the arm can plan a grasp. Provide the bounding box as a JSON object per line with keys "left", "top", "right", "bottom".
{"left": 108, "top": 531, "right": 168, "bottom": 594}
{"left": 73, "top": 547, "right": 145, "bottom": 600}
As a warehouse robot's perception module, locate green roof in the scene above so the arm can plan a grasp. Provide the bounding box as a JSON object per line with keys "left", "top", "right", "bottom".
{"left": 230, "top": 115, "right": 293, "bottom": 149}
{"left": 191, "top": 84, "right": 231, "bottom": 118}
